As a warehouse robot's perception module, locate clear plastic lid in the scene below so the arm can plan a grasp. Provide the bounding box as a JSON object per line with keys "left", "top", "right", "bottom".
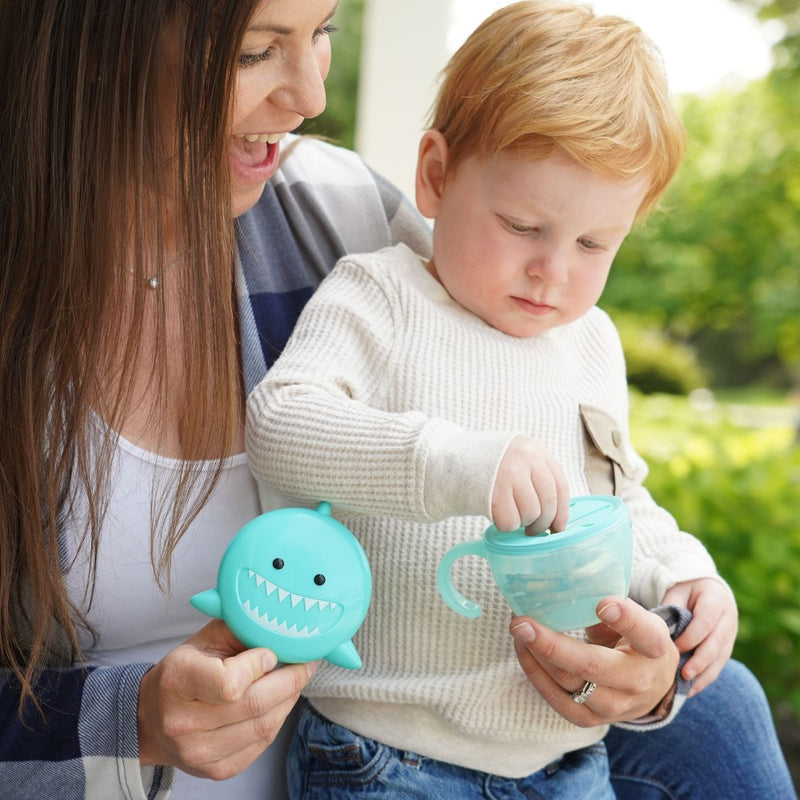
{"left": 482, "top": 495, "right": 629, "bottom": 554}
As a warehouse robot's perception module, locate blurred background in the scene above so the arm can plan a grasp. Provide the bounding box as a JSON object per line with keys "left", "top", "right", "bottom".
{"left": 300, "top": 0, "right": 800, "bottom": 783}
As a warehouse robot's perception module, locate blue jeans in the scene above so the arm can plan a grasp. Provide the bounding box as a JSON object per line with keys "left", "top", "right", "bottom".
{"left": 289, "top": 660, "right": 797, "bottom": 799}
{"left": 287, "top": 702, "right": 615, "bottom": 799}
{"left": 606, "top": 659, "right": 797, "bottom": 799}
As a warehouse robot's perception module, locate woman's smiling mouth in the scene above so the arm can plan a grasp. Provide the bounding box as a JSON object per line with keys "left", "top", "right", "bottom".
{"left": 230, "top": 131, "right": 287, "bottom": 184}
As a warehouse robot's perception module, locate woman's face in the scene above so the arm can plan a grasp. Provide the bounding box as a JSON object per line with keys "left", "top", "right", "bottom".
{"left": 230, "top": 0, "right": 337, "bottom": 216}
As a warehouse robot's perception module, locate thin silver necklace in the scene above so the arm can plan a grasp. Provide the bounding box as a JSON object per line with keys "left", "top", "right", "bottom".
{"left": 126, "top": 256, "right": 182, "bottom": 290}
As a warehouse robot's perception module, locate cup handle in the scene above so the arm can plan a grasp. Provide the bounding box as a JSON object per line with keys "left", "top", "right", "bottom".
{"left": 437, "top": 539, "right": 487, "bottom": 618}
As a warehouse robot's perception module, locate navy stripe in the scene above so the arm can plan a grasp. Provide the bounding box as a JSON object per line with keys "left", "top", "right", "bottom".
{"left": 0, "top": 669, "right": 92, "bottom": 762}
{"left": 250, "top": 287, "right": 314, "bottom": 370}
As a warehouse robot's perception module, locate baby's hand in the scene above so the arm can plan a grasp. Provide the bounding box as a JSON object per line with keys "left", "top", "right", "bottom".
{"left": 491, "top": 435, "right": 569, "bottom": 534}
{"left": 662, "top": 577, "right": 738, "bottom": 695}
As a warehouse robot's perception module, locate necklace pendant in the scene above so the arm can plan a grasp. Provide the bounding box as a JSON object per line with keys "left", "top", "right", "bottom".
{"left": 147, "top": 276, "right": 160, "bottom": 290}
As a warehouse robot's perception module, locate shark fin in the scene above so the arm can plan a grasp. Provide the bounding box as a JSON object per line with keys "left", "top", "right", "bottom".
{"left": 325, "top": 640, "right": 362, "bottom": 670}
{"left": 190, "top": 588, "right": 223, "bottom": 620}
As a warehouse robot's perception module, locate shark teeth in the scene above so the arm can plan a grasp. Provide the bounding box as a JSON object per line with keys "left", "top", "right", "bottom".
{"left": 242, "top": 598, "right": 320, "bottom": 638}
{"left": 248, "top": 569, "right": 338, "bottom": 613}
{"left": 238, "top": 568, "right": 341, "bottom": 638}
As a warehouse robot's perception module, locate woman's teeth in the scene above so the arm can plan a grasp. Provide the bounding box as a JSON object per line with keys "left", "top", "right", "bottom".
{"left": 237, "top": 132, "right": 287, "bottom": 144}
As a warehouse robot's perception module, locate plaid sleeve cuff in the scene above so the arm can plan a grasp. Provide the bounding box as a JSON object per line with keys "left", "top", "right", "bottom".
{"left": 80, "top": 662, "right": 175, "bottom": 799}
{"left": 0, "top": 663, "right": 174, "bottom": 799}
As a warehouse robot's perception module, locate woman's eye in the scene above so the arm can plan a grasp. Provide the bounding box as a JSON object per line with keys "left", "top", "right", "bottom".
{"left": 313, "top": 23, "right": 338, "bottom": 43}
{"left": 238, "top": 22, "right": 335, "bottom": 69}
{"left": 238, "top": 48, "right": 273, "bottom": 68}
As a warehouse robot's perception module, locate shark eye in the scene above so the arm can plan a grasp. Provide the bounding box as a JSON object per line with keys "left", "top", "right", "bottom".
{"left": 314, "top": 573, "right": 326, "bottom": 586}
{"left": 272, "top": 558, "right": 285, "bottom": 570}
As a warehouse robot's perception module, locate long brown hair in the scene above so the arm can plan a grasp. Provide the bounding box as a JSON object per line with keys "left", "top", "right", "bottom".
{"left": 0, "top": 0, "right": 259, "bottom": 709}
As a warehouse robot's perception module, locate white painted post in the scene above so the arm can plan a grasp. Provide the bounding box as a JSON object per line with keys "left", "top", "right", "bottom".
{"left": 355, "top": 0, "right": 452, "bottom": 202}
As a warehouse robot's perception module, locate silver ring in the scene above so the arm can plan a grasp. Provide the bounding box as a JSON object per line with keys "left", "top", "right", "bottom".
{"left": 571, "top": 680, "right": 597, "bottom": 704}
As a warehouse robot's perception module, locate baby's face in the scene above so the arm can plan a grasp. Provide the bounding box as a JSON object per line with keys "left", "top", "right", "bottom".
{"left": 425, "top": 151, "right": 648, "bottom": 338}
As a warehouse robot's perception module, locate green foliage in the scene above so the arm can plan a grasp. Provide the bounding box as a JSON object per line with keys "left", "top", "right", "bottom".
{"left": 613, "top": 312, "right": 706, "bottom": 395}
{"left": 630, "top": 391, "right": 800, "bottom": 718}
{"left": 603, "top": 71, "right": 800, "bottom": 388}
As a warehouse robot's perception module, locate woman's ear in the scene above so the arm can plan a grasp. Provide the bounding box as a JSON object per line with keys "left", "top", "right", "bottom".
{"left": 415, "top": 130, "right": 449, "bottom": 220}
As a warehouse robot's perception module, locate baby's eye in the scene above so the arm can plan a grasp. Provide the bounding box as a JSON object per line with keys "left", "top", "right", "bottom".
{"left": 502, "top": 218, "right": 539, "bottom": 235}
{"left": 578, "top": 237, "right": 601, "bottom": 250}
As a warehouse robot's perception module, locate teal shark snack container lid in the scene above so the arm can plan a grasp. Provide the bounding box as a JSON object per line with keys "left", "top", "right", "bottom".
{"left": 191, "top": 502, "right": 371, "bottom": 669}
{"left": 482, "top": 495, "right": 630, "bottom": 554}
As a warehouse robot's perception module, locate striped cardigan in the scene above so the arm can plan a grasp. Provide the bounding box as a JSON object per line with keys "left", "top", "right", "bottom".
{"left": 0, "top": 136, "right": 431, "bottom": 800}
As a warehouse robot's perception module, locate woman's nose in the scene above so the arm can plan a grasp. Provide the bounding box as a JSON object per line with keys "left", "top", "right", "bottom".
{"left": 274, "top": 50, "right": 329, "bottom": 121}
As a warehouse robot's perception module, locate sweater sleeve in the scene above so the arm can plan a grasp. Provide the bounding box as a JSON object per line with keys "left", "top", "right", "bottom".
{"left": 589, "top": 311, "right": 726, "bottom": 608}
{"left": 619, "top": 478, "right": 727, "bottom": 609}
{"left": 246, "top": 253, "right": 510, "bottom": 521}
{"left": 0, "top": 663, "right": 173, "bottom": 799}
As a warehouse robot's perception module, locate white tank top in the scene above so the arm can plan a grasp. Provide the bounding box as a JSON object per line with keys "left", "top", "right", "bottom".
{"left": 63, "top": 421, "right": 292, "bottom": 799}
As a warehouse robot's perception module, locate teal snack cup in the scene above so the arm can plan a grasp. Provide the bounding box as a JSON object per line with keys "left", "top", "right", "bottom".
{"left": 437, "top": 495, "right": 631, "bottom": 632}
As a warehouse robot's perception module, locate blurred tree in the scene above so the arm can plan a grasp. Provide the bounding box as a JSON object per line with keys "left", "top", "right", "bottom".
{"left": 603, "top": 59, "right": 800, "bottom": 388}
{"left": 298, "top": 0, "right": 364, "bottom": 148}
{"left": 731, "top": 0, "right": 800, "bottom": 72}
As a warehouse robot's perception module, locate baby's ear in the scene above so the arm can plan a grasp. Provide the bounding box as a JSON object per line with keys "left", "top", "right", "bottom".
{"left": 415, "top": 130, "right": 449, "bottom": 219}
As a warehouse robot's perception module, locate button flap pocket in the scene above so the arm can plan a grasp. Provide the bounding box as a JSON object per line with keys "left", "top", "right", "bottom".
{"left": 580, "top": 404, "right": 635, "bottom": 496}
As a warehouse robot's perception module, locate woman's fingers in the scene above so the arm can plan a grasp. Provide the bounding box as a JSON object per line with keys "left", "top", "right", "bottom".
{"left": 138, "top": 619, "right": 317, "bottom": 774}
{"left": 511, "top": 599, "right": 671, "bottom": 685}
{"left": 509, "top": 599, "right": 679, "bottom": 724}
{"left": 177, "top": 680, "right": 306, "bottom": 780}
{"left": 593, "top": 598, "right": 674, "bottom": 661}
{"left": 510, "top": 620, "right": 616, "bottom": 726}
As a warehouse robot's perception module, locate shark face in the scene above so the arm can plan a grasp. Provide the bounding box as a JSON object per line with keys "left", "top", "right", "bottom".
{"left": 191, "top": 502, "right": 371, "bottom": 669}
{"left": 237, "top": 565, "right": 343, "bottom": 639}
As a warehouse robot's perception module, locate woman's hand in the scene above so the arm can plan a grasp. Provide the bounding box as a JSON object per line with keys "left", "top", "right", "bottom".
{"left": 492, "top": 435, "right": 570, "bottom": 534}
{"left": 509, "top": 597, "right": 678, "bottom": 726}
{"left": 662, "top": 577, "right": 738, "bottom": 695}
{"left": 137, "top": 619, "right": 316, "bottom": 780}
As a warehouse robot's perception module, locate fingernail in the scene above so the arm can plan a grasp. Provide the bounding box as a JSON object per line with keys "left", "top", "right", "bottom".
{"left": 263, "top": 651, "right": 278, "bottom": 671}
{"left": 305, "top": 660, "right": 319, "bottom": 679}
{"left": 510, "top": 620, "right": 536, "bottom": 644}
{"left": 597, "top": 602, "right": 622, "bottom": 623}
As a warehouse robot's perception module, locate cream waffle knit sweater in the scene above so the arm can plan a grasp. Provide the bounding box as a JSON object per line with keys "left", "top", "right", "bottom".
{"left": 246, "top": 243, "right": 721, "bottom": 778}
